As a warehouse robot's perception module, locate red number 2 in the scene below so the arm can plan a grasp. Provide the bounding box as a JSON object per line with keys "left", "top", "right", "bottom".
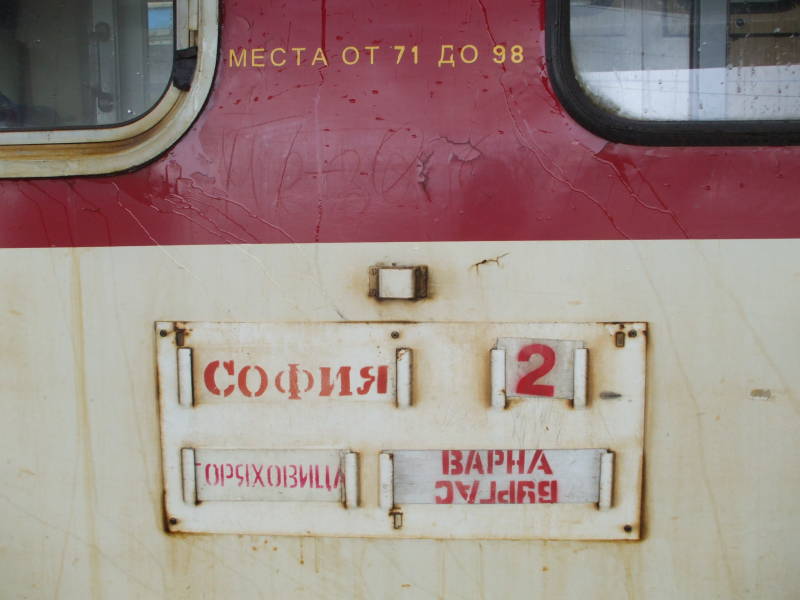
{"left": 515, "top": 344, "right": 556, "bottom": 397}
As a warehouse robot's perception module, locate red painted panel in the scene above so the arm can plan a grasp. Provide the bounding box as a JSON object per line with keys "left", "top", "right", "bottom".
{"left": 1, "top": 0, "right": 799, "bottom": 248}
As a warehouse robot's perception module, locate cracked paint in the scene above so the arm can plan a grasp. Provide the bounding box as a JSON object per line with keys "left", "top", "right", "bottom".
{"left": 1, "top": 0, "right": 800, "bottom": 249}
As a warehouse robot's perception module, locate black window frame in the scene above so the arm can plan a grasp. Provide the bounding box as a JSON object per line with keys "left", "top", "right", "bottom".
{"left": 545, "top": 0, "right": 800, "bottom": 146}
{"left": 730, "top": 0, "right": 796, "bottom": 14}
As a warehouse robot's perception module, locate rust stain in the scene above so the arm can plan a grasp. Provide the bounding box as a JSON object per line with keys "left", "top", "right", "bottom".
{"left": 67, "top": 249, "right": 103, "bottom": 600}
{"left": 471, "top": 252, "right": 509, "bottom": 271}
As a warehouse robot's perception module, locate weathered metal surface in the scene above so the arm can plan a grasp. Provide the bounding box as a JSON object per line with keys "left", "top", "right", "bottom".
{"left": 378, "top": 268, "right": 416, "bottom": 299}
{"left": 157, "top": 320, "right": 645, "bottom": 539}
{"left": 3, "top": 241, "right": 800, "bottom": 598}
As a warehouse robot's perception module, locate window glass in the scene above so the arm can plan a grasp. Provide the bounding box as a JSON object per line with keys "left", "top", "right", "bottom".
{"left": 570, "top": 0, "right": 800, "bottom": 120}
{"left": 0, "top": 0, "right": 174, "bottom": 130}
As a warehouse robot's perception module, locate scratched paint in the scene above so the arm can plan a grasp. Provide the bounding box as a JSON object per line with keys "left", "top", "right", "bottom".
{"left": 1, "top": 0, "right": 800, "bottom": 248}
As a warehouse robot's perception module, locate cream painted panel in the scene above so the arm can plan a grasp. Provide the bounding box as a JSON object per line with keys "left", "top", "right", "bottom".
{"left": 0, "top": 249, "right": 96, "bottom": 597}
{"left": 0, "top": 240, "right": 798, "bottom": 599}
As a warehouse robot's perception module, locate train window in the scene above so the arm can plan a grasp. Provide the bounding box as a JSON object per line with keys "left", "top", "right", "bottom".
{"left": 0, "top": 1, "right": 174, "bottom": 131}
{"left": 0, "top": 0, "right": 218, "bottom": 177}
{"left": 547, "top": 0, "right": 800, "bottom": 144}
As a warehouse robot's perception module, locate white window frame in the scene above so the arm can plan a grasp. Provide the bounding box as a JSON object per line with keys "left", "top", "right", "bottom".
{"left": 0, "top": 0, "right": 217, "bottom": 177}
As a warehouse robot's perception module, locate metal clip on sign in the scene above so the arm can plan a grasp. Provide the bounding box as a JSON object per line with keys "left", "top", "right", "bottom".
{"left": 178, "top": 347, "right": 194, "bottom": 407}
{"left": 396, "top": 348, "right": 412, "bottom": 408}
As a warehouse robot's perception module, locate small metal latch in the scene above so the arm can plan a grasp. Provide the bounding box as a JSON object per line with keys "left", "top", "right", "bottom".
{"left": 380, "top": 452, "right": 403, "bottom": 528}
{"left": 172, "top": 47, "right": 198, "bottom": 91}
{"left": 369, "top": 265, "right": 428, "bottom": 300}
{"left": 389, "top": 507, "right": 404, "bottom": 530}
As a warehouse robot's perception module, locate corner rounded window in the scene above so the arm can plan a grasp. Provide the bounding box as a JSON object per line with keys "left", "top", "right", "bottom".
{"left": 546, "top": 0, "right": 800, "bottom": 145}
{"left": 0, "top": 0, "right": 218, "bottom": 176}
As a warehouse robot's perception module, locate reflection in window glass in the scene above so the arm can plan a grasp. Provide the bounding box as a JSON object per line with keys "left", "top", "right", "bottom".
{"left": 570, "top": 0, "right": 800, "bottom": 120}
{"left": 0, "top": 0, "right": 174, "bottom": 130}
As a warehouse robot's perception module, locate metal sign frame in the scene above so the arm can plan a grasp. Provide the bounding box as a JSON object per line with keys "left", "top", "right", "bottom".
{"left": 157, "top": 321, "right": 646, "bottom": 539}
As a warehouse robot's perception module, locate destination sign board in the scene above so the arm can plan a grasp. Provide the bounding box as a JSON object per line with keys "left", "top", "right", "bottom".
{"left": 158, "top": 321, "right": 646, "bottom": 540}
{"left": 189, "top": 449, "right": 348, "bottom": 503}
{"left": 388, "top": 449, "right": 610, "bottom": 505}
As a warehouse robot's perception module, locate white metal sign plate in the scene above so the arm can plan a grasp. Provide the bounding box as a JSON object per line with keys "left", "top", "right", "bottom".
{"left": 389, "top": 449, "right": 607, "bottom": 505}
{"left": 188, "top": 324, "right": 399, "bottom": 404}
{"left": 495, "top": 338, "right": 584, "bottom": 400}
{"left": 157, "top": 321, "right": 646, "bottom": 540}
{"left": 190, "top": 449, "right": 346, "bottom": 502}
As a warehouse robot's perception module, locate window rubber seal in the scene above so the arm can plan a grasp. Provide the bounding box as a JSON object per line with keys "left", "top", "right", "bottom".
{"left": 545, "top": 0, "right": 800, "bottom": 147}
{"left": 730, "top": 1, "right": 797, "bottom": 15}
